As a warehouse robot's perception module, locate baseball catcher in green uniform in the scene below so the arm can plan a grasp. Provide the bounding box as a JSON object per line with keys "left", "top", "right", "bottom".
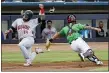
{"left": 47, "top": 15, "right": 103, "bottom": 65}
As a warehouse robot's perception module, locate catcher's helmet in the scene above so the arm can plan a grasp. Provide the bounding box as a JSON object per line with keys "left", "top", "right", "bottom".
{"left": 67, "top": 15, "right": 76, "bottom": 23}
{"left": 23, "top": 10, "right": 33, "bottom": 21}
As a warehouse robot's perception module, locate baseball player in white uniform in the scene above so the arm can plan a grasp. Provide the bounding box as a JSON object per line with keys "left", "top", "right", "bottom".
{"left": 42, "top": 20, "right": 57, "bottom": 51}
{"left": 5, "top": 10, "right": 44, "bottom": 66}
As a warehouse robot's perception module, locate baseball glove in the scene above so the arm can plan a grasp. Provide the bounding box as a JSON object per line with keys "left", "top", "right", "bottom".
{"left": 45, "top": 38, "right": 53, "bottom": 50}
{"left": 45, "top": 38, "right": 51, "bottom": 50}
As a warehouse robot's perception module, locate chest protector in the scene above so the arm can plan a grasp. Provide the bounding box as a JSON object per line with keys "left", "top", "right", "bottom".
{"left": 67, "top": 24, "right": 76, "bottom": 36}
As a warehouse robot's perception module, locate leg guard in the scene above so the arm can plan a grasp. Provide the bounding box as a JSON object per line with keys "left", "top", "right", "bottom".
{"left": 83, "top": 49, "right": 94, "bottom": 58}
{"left": 87, "top": 55, "right": 100, "bottom": 63}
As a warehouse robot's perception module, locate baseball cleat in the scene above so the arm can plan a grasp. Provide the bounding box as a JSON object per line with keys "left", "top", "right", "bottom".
{"left": 47, "top": 49, "right": 50, "bottom": 52}
{"left": 35, "top": 47, "right": 44, "bottom": 54}
{"left": 24, "top": 59, "right": 32, "bottom": 67}
{"left": 78, "top": 53, "right": 85, "bottom": 62}
{"left": 24, "top": 63, "right": 32, "bottom": 67}
{"left": 96, "top": 61, "right": 103, "bottom": 65}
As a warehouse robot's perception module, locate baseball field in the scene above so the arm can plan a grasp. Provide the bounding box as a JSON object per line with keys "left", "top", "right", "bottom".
{"left": 1, "top": 42, "right": 108, "bottom": 72}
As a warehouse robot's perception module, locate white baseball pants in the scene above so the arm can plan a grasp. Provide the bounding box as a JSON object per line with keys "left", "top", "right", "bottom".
{"left": 70, "top": 37, "right": 90, "bottom": 53}
{"left": 18, "top": 37, "right": 36, "bottom": 62}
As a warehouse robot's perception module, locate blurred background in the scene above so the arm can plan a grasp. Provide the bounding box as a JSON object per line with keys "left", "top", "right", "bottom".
{"left": 1, "top": 0, "right": 108, "bottom": 44}
{"left": 1, "top": 0, "right": 109, "bottom": 2}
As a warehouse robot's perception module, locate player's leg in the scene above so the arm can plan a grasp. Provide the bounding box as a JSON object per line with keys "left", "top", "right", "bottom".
{"left": 70, "top": 39, "right": 86, "bottom": 61}
{"left": 70, "top": 39, "right": 80, "bottom": 53}
{"left": 77, "top": 37, "right": 103, "bottom": 65}
{"left": 27, "top": 47, "right": 37, "bottom": 62}
{"left": 18, "top": 37, "right": 34, "bottom": 66}
{"left": 18, "top": 39, "right": 32, "bottom": 66}
{"left": 77, "top": 37, "right": 93, "bottom": 61}
{"left": 87, "top": 53, "right": 103, "bottom": 65}
{"left": 18, "top": 38, "right": 30, "bottom": 60}
{"left": 82, "top": 49, "right": 103, "bottom": 65}
{"left": 24, "top": 37, "right": 35, "bottom": 66}
{"left": 31, "top": 52, "right": 37, "bottom": 61}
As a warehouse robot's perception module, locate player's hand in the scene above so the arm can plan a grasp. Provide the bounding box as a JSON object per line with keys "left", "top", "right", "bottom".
{"left": 95, "top": 28, "right": 101, "bottom": 32}
{"left": 5, "top": 30, "right": 9, "bottom": 34}
{"left": 49, "top": 38, "right": 53, "bottom": 42}
{"left": 5, "top": 30, "right": 10, "bottom": 39}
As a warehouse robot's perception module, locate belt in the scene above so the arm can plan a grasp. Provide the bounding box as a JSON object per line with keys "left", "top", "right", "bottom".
{"left": 19, "top": 36, "right": 34, "bottom": 42}
{"left": 70, "top": 37, "right": 78, "bottom": 44}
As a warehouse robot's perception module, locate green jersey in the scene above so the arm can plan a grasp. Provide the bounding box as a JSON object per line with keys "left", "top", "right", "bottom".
{"left": 59, "top": 23, "right": 85, "bottom": 44}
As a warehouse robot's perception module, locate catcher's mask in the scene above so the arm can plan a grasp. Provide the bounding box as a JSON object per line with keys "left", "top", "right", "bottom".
{"left": 67, "top": 15, "right": 76, "bottom": 23}
{"left": 22, "top": 10, "right": 33, "bottom": 22}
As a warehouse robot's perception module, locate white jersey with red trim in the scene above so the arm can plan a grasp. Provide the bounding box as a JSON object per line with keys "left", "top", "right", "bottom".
{"left": 12, "top": 18, "right": 38, "bottom": 39}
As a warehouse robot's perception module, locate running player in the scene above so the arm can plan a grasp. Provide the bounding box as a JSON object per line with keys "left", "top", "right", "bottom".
{"left": 5, "top": 10, "right": 45, "bottom": 66}
{"left": 48, "top": 15, "right": 103, "bottom": 65}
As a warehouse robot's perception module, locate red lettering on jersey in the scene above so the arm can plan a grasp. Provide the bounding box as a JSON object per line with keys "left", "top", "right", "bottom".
{"left": 25, "top": 25, "right": 29, "bottom": 30}
{"left": 17, "top": 25, "right": 22, "bottom": 30}
{"left": 17, "top": 25, "right": 30, "bottom": 30}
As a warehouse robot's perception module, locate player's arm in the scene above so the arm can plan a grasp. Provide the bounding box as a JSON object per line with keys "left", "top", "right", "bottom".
{"left": 33, "top": 4, "right": 45, "bottom": 25}
{"left": 46, "top": 32, "right": 60, "bottom": 42}
{"left": 52, "top": 32, "right": 61, "bottom": 39}
{"left": 84, "top": 26, "right": 101, "bottom": 32}
{"left": 45, "top": 27, "right": 64, "bottom": 49}
{"left": 5, "top": 27, "right": 16, "bottom": 34}
{"left": 5, "top": 26, "right": 17, "bottom": 39}
{"left": 38, "top": 4, "right": 45, "bottom": 23}
{"left": 37, "top": 4, "right": 46, "bottom": 32}
{"left": 49, "top": 28, "right": 65, "bottom": 42}
{"left": 5, "top": 19, "right": 17, "bottom": 35}
{"left": 78, "top": 23, "right": 101, "bottom": 32}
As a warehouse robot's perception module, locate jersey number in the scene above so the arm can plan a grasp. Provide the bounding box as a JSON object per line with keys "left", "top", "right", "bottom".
{"left": 24, "top": 30, "right": 28, "bottom": 34}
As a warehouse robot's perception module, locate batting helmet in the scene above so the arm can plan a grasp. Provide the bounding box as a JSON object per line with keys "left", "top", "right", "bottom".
{"left": 23, "top": 10, "right": 33, "bottom": 21}
{"left": 67, "top": 15, "right": 76, "bottom": 23}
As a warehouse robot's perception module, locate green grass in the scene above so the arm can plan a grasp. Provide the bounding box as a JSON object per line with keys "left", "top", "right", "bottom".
{"left": 2, "top": 50, "right": 108, "bottom": 63}
{"left": 89, "top": 67, "right": 108, "bottom": 72}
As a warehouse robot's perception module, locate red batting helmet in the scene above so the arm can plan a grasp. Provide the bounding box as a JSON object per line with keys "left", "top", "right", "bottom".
{"left": 67, "top": 15, "right": 76, "bottom": 23}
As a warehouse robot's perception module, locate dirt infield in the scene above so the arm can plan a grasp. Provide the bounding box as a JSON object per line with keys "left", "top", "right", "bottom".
{"left": 1, "top": 42, "right": 108, "bottom": 72}
{"left": 2, "top": 61, "right": 108, "bottom": 72}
